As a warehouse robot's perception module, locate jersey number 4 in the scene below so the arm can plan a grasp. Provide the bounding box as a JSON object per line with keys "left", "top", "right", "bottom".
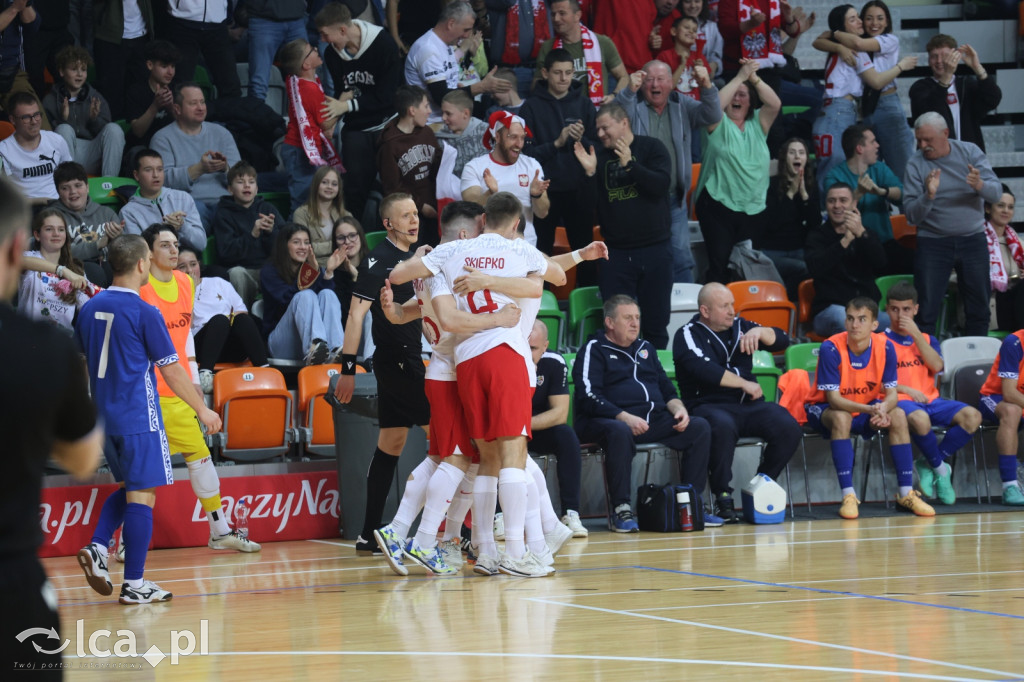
{"left": 466, "top": 289, "right": 499, "bottom": 314}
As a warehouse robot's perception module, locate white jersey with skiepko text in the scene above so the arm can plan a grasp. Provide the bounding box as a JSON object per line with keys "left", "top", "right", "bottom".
{"left": 460, "top": 153, "right": 542, "bottom": 246}
{"left": 823, "top": 50, "right": 872, "bottom": 99}
{"left": 423, "top": 233, "right": 548, "bottom": 382}
{"left": 414, "top": 275, "right": 456, "bottom": 381}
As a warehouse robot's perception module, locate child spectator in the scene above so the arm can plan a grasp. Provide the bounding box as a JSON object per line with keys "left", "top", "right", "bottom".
{"left": 124, "top": 40, "right": 179, "bottom": 148}
{"left": 260, "top": 224, "right": 346, "bottom": 365}
{"left": 214, "top": 160, "right": 286, "bottom": 309}
{"left": 119, "top": 149, "right": 207, "bottom": 254}
{"left": 488, "top": 67, "right": 525, "bottom": 116}
{"left": 657, "top": 16, "right": 703, "bottom": 99}
{"left": 680, "top": 0, "right": 723, "bottom": 80}
{"left": 291, "top": 166, "right": 352, "bottom": 268}
{"left": 47, "top": 161, "right": 123, "bottom": 288}
{"left": 17, "top": 208, "right": 93, "bottom": 332}
{"left": 42, "top": 46, "right": 125, "bottom": 178}
{"left": 376, "top": 85, "right": 442, "bottom": 245}
{"left": 435, "top": 89, "right": 488, "bottom": 177}
{"left": 175, "top": 245, "right": 268, "bottom": 393}
{"left": 279, "top": 38, "right": 343, "bottom": 212}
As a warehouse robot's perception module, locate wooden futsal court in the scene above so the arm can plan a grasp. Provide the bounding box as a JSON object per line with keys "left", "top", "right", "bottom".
{"left": 42, "top": 511, "right": 1024, "bottom": 680}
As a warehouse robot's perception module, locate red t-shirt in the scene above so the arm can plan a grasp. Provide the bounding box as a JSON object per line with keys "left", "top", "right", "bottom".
{"left": 284, "top": 77, "right": 328, "bottom": 149}
{"left": 656, "top": 48, "right": 703, "bottom": 100}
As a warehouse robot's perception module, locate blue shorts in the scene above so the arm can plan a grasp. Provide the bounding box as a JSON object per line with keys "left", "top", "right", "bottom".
{"left": 105, "top": 431, "right": 174, "bottom": 491}
{"left": 898, "top": 398, "right": 970, "bottom": 427}
{"left": 978, "top": 393, "right": 1022, "bottom": 425}
{"left": 805, "top": 401, "right": 881, "bottom": 439}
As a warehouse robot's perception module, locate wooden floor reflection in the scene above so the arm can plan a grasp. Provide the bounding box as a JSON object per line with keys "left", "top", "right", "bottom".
{"left": 42, "top": 511, "right": 1024, "bottom": 680}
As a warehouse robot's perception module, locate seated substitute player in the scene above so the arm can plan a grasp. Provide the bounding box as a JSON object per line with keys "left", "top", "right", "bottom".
{"left": 138, "top": 224, "right": 261, "bottom": 553}
{"left": 884, "top": 282, "right": 982, "bottom": 505}
{"left": 978, "top": 330, "right": 1024, "bottom": 505}
{"left": 75, "top": 235, "right": 222, "bottom": 605}
{"left": 805, "top": 296, "right": 935, "bottom": 519}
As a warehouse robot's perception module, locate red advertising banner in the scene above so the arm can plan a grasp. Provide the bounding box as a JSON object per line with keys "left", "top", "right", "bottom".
{"left": 38, "top": 471, "right": 340, "bottom": 558}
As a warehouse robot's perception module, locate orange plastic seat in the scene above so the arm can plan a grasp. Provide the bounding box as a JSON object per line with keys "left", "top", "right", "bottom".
{"left": 297, "top": 365, "right": 340, "bottom": 456}
{"left": 552, "top": 226, "right": 571, "bottom": 255}
{"left": 689, "top": 162, "right": 701, "bottom": 218}
{"left": 212, "top": 367, "right": 295, "bottom": 461}
{"left": 729, "top": 280, "right": 796, "bottom": 336}
{"left": 213, "top": 359, "right": 253, "bottom": 372}
{"left": 797, "top": 279, "right": 826, "bottom": 342}
{"left": 0, "top": 121, "right": 13, "bottom": 141}
{"left": 890, "top": 214, "right": 916, "bottom": 247}
{"left": 592, "top": 225, "right": 603, "bottom": 242}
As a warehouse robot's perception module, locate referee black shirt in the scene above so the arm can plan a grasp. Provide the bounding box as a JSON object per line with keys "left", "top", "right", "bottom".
{"left": 353, "top": 239, "right": 423, "bottom": 355}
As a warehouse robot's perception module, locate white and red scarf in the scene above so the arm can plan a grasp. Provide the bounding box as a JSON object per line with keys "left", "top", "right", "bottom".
{"left": 287, "top": 75, "right": 345, "bottom": 173}
{"left": 502, "top": 0, "right": 551, "bottom": 65}
{"left": 739, "top": 0, "right": 785, "bottom": 69}
{"left": 986, "top": 221, "right": 1024, "bottom": 292}
{"left": 556, "top": 24, "right": 604, "bottom": 106}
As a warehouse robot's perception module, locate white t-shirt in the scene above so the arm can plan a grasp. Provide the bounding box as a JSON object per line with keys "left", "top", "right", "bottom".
{"left": 823, "top": 51, "right": 872, "bottom": 99}
{"left": 17, "top": 251, "right": 90, "bottom": 331}
{"left": 460, "top": 153, "right": 542, "bottom": 246}
{"left": 405, "top": 29, "right": 459, "bottom": 124}
{"left": 192, "top": 276, "right": 247, "bottom": 332}
{"left": 423, "top": 233, "right": 548, "bottom": 384}
{"left": 0, "top": 131, "right": 71, "bottom": 200}
{"left": 944, "top": 80, "right": 961, "bottom": 140}
{"left": 872, "top": 33, "right": 899, "bottom": 73}
{"left": 122, "top": 0, "right": 147, "bottom": 39}
{"left": 415, "top": 274, "right": 457, "bottom": 382}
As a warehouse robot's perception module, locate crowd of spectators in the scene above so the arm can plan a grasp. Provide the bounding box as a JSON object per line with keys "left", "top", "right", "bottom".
{"left": 3, "top": 0, "right": 1018, "bottom": 368}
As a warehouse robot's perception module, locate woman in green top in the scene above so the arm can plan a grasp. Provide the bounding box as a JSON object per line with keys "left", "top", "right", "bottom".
{"left": 694, "top": 59, "right": 780, "bottom": 283}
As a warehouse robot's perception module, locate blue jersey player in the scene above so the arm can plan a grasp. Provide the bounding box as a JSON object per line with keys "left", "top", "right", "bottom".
{"left": 74, "top": 234, "right": 222, "bottom": 605}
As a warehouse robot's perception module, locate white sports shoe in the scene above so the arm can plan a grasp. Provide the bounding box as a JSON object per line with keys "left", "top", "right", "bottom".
{"left": 534, "top": 545, "right": 555, "bottom": 568}
{"left": 208, "top": 530, "right": 262, "bottom": 552}
{"left": 119, "top": 580, "right": 172, "bottom": 605}
{"left": 437, "top": 539, "right": 464, "bottom": 571}
{"left": 545, "top": 521, "right": 574, "bottom": 557}
{"left": 493, "top": 512, "right": 505, "bottom": 540}
{"left": 562, "top": 510, "right": 589, "bottom": 538}
{"left": 498, "top": 550, "right": 554, "bottom": 578}
{"left": 77, "top": 543, "right": 113, "bottom": 596}
{"left": 114, "top": 534, "right": 126, "bottom": 563}
{"left": 473, "top": 553, "right": 500, "bottom": 576}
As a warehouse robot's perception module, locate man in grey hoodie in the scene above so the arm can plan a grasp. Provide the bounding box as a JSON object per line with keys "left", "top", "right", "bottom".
{"left": 119, "top": 149, "right": 207, "bottom": 254}
{"left": 48, "top": 162, "right": 122, "bottom": 287}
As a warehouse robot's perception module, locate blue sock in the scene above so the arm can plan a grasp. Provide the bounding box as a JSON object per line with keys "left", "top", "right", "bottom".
{"left": 891, "top": 443, "right": 914, "bottom": 488}
{"left": 830, "top": 439, "right": 855, "bottom": 490}
{"left": 122, "top": 503, "right": 154, "bottom": 582}
{"left": 938, "top": 425, "right": 973, "bottom": 460}
{"left": 910, "top": 431, "right": 944, "bottom": 467}
{"left": 90, "top": 488, "right": 127, "bottom": 548}
{"left": 998, "top": 455, "right": 1019, "bottom": 483}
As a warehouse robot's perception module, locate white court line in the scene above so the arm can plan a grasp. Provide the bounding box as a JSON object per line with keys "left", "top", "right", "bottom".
{"left": 628, "top": 586, "right": 1024, "bottom": 613}
{"left": 577, "top": 529, "right": 1024, "bottom": 558}
{"left": 527, "top": 597, "right": 1021, "bottom": 679}
{"left": 60, "top": 650, "right": 998, "bottom": 680}
{"left": 308, "top": 539, "right": 350, "bottom": 546}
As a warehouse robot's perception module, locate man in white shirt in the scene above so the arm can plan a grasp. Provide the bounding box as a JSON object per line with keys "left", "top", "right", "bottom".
{"left": 461, "top": 111, "right": 550, "bottom": 246}
{"left": 404, "top": 1, "right": 512, "bottom": 123}
{"left": 0, "top": 93, "right": 71, "bottom": 203}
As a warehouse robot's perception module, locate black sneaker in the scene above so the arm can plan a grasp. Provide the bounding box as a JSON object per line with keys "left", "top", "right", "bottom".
{"left": 355, "top": 534, "right": 383, "bottom": 556}
{"left": 305, "top": 339, "right": 329, "bottom": 366}
{"left": 716, "top": 495, "right": 740, "bottom": 524}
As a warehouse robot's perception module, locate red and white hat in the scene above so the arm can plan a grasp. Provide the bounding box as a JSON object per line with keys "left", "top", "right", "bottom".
{"left": 482, "top": 110, "right": 533, "bottom": 151}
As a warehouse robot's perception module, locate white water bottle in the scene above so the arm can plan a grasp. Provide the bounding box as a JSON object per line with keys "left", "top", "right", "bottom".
{"left": 235, "top": 499, "right": 250, "bottom": 540}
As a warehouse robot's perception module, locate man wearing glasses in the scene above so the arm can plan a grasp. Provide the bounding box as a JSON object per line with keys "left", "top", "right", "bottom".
{"left": 0, "top": 92, "right": 70, "bottom": 203}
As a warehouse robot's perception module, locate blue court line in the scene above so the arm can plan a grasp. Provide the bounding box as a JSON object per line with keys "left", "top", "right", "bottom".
{"left": 632, "top": 566, "right": 1024, "bottom": 621}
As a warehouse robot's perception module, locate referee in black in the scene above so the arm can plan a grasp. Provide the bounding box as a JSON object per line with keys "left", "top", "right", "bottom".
{"left": 0, "top": 178, "right": 103, "bottom": 678}
{"left": 333, "top": 192, "right": 431, "bottom": 554}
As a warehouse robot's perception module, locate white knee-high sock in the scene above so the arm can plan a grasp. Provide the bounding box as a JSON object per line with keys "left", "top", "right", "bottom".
{"left": 414, "top": 462, "right": 464, "bottom": 550}
{"left": 473, "top": 475, "right": 498, "bottom": 558}
{"left": 443, "top": 463, "right": 477, "bottom": 541}
{"left": 526, "top": 457, "right": 561, "bottom": 534}
{"left": 390, "top": 458, "right": 438, "bottom": 539}
{"left": 525, "top": 475, "right": 546, "bottom": 555}
{"left": 498, "top": 467, "right": 528, "bottom": 559}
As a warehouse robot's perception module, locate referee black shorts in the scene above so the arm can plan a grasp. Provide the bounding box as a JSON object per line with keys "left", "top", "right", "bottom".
{"left": 1, "top": 555, "right": 62, "bottom": 680}
{"left": 373, "top": 349, "right": 430, "bottom": 429}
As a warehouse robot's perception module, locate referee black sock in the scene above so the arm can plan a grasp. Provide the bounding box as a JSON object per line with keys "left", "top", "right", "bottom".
{"left": 361, "top": 448, "right": 399, "bottom": 538}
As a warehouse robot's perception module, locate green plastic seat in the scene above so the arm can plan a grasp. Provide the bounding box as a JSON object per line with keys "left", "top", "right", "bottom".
{"left": 875, "top": 274, "right": 913, "bottom": 306}
{"left": 567, "top": 286, "right": 603, "bottom": 347}
{"left": 536, "top": 309, "right": 566, "bottom": 352}
{"left": 88, "top": 176, "right": 137, "bottom": 206}
{"left": 541, "top": 289, "right": 559, "bottom": 311}
{"left": 752, "top": 349, "right": 782, "bottom": 401}
{"left": 656, "top": 349, "right": 675, "bottom": 381}
{"left": 365, "top": 230, "right": 387, "bottom": 250}
{"left": 258, "top": 191, "right": 291, "bottom": 217}
{"left": 564, "top": 352, "right": 577, "bottom": 424}
{"left": 785, "top": 342, "right": 821, "bottom": 374}
{"left": 988, "top": 330, "right": 1009, "bottom": 340}
{"left": 202, "top": 234, "right": 217, "bottom": 266}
